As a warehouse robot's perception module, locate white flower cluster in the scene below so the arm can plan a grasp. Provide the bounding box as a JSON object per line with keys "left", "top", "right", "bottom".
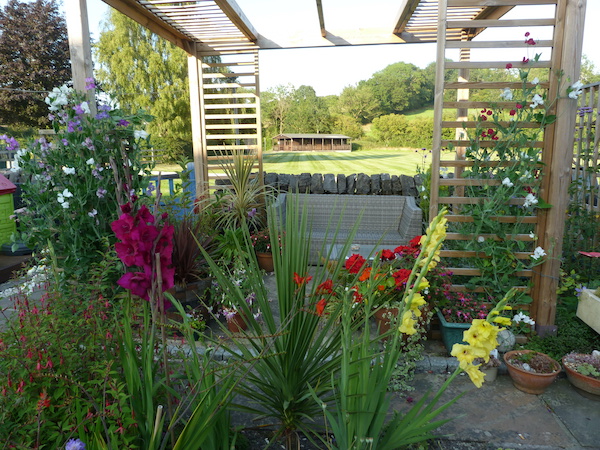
{"left": 530, "top": 246, "right": 546, "bottom": 260}
{"left": 523, "top": 193, "right": 538, "bottom": 208}
{"left": 57, "top": 188, "right": 73, "bottom": 209}
{"left": 502, "top": 177, "right": 514, "bottom": 188}
{"left": 500, "top": 88, "right": 513, "bottom": 101}
{"left": 0, "top": 265, "right": 49, "bottom": 299}
{"left": 513, "top": 311, "right": 535, "bottom": 326}
{"left": 568, "top": 81, "right": 584, "bottom": 99}
{"left": 45, "top": 85, "right": 73, "bottom": 112}
{"left": 529, "top": 93, "right": 544, "bottom": 109}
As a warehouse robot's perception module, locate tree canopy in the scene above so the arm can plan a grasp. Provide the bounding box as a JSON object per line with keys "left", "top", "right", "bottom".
{"left": 0, "top": 0, "right": 70, "bottom": 127}
{"left": 95, "top": 10, "right": 191, "bottom": 159}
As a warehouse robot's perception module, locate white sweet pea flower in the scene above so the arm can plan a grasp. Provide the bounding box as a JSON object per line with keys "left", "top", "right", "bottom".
{"left": 523, "top": 193, "right": 538, "bottom": 208}
{"left": 45, "top": 85, "right": 72, "bottom": 111}
{"left": 133, "top": 130, "right": 149, "bottom": 139}
{"left": 62, "top": 166, "right": 76, "bottom": 175}
{"left": 88, "top": 209, "right": 97, "bottom": 217}
{"left": 61, "top": 201, "right": 70, "bottom": 209}
{"left": 86, "top": 158, "right": 95, "bottom": 165}
{"left": 531, "top": 77, "right": 540, "bottom": 85}
{"left": 62, "top": 189, "right": 73, "bottom": 198}
{"left": 500, "top": 88, "right": 513, "bottom": 100}
{"left": 477, "top": 236, "right": 485, "bottom": 243}
{"left": 531, "top": 246, "right": 546, "bottom": 260}
{"left": 530, "top": 94, "right": 544, "bottom": 108}
{"left": 513, "top": 312, "right": 536, "bottom": 325}
{"left": 81, "top": 102, "right": 90, "bottom": 114}
{"left": 529, "top": 232, "right": 536, "bottom": 239}
{"left": 568, "top": 80, "right": 584, "bottom": 99}
{"left": 502, "top": 177, "right": 514, "bottom": 187}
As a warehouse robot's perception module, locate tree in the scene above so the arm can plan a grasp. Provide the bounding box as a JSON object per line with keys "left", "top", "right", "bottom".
{"left": 363, "top": 62, "right": 433, "bottom": 115}
{"left": 580, "top": 55, "right": 600, "bottom": 85}
{"left": 0, "top": 0, "right": 70, "bottom": 127}
{"left": 336, "top": 84, "right": 379, "bottom": 124}
{"left": 287, "top": 85, "right": 331, "bottom": 133}
{"left": 371, "top": 114, "right": 409, "bottom": 147}
{"left": 261, "top": 84, "right": 294, "bottom": 136}
{"left": 95, "top": 10, "right": 191, "bottom": 160}
{"left": 330, "top": 114, "right": 363, "bottom": 139}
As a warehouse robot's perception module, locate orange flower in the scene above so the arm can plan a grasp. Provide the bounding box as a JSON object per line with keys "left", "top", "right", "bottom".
{"left": 293, "top": 272, "right": 312, "bottom": 286}
{"left": 316, "top": 279, "right": 333, "bottom": 294}
{"left": 358, "top": 267, "right": 371, "bottom": 281}
{"left": 316, "top": 298, "right": 327, "bottom": 316}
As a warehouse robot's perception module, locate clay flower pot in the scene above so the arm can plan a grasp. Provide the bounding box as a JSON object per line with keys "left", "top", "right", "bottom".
{"left": 562, "top": 353, "right": 600, "bottom": 399}
{"left": 256, "top": 251, "right": 274, "bottom": 272}
{"left": 504, "top": 350, "right": 561, "bottom": 395}
{"left": 226, "top": 311, "right": 248, "bottom": 333}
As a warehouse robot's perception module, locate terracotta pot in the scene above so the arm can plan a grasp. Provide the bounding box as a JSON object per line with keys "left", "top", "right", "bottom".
{"left": 562, "top": 355, "right": 600, "bottom": 399}
{"left": 373, "top": 307, "right": 399, "bottom": 335}
{"left": 227, "top": 312, "right": 248, "bottom": 333}
{"left": 504, "top": 350, "right": 561, "bottom": 394}
{"left": 256, "top": 251, "right": 274, "bottom": 272}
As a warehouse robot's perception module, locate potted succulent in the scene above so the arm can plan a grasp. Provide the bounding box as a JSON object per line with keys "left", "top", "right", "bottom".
{"left": 562, "top": 350, "right": 600, "bottom": 398}
{"left": 504, "top": 349, "right": 561, "bottom": 394}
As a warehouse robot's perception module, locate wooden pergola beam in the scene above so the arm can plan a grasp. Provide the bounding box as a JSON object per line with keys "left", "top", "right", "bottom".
{"left": 393, "top": 0, "right": 421, "bottom": 35}
{"left": 101, "top": 0, "right": 194, "bottom": 52}
{"left": 213, "top": 0, "right": 258, "bottom": 42}
{"left": 316, "top": 0, "right": 327, "bottom": 38}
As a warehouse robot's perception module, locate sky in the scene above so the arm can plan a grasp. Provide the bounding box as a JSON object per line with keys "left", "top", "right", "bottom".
{"left": 80, "top": 0, "right": 600, "bottom": 97}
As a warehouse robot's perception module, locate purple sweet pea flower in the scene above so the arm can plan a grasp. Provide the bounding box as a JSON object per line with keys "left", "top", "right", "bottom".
{"left": 85, "top": 77, "right": 96, "bottom": 90}
{"left": 65, "top": 438, "right": 86, "bottom": 450}
{"left": 117, "top": 119, "right": 130, "bottom": 127}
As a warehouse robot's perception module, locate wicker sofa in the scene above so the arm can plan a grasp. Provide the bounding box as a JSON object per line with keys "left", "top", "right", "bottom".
{"left": 273, "top": 193, "right": 423, "bottom": 264}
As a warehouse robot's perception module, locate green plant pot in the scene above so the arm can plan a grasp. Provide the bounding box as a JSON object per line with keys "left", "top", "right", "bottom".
{"left": 437, "top": 310, "right": 470, "bottom": 355}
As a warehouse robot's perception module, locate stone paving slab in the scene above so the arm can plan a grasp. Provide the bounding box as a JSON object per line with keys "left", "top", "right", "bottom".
{"left": 390, "top": 371, "right": 600, "bottom": 449}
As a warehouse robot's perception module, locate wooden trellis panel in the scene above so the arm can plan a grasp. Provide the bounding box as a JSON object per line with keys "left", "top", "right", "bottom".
{"left": 430, "top": 0, "right": 584, "bottom": 328}
{"left": 188, "top": 47, "right": 262, "bottom": 194}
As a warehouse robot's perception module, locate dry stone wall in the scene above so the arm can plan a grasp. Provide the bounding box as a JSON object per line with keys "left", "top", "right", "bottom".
{"left": 263, "top": 172, "right": 423, "bottom": 197}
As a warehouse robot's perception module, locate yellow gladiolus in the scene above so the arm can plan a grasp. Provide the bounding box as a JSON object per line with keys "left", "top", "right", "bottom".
{"left": 450, "top": 343, "right": 487, "bottom": 368}
{"left": 399, "top": 310, "right": 417, "bottom": 335}
{"left": 492, "top": 316, "right": 512, "bottom": 327}
{"left": 464, "top": 363, "right": 485, "bottom": 388}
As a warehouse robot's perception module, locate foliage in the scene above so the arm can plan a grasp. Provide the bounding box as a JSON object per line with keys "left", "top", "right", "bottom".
{"left": 362, "top": 62, "right": 434, "bottom": 116}
{"left": 95, "top": 9, "right": 194, "bottom": 161}
{"left": 8, "top": 83, "right": 153, "bottom": 282}
{"left": 371, "top": 113, "right": 454, "bottom": 148}
{"left": 249, "top": 227, "right": 281, "bottom": 253}
{"left": 0, "top": 257, "right": 137, "bottom": 448}
{"left": 449, "top": 46, "right": 581, "bottom": 303}
{"left": 330, "top": 113, "right": 364, "bottom": 139}
{"left": 287, "top": 85, "right": 332, "bottom": 133}
{"left": 0, "top": 0, "right": 70, "bottom": 127}
{"left": 335, "top": 84, "right": 379, "bottom": 124}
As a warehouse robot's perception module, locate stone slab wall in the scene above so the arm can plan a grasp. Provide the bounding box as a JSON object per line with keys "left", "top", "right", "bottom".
{"left": 263, "top": 172, "right": 423, "bottom": 197}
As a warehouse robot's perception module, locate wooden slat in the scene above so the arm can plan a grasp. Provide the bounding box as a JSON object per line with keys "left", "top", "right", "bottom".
{"left": 445, "top": 60, "right": 551, "bottom": 70}
{"left": 444, "top": 101, "right": 526, "bottom": 108}
{"left": 203, "top": 82, "right": 256, "bottom": 88}
{"left": 447, "top": 18, "right": 555, "bottom": 28}
{"left": 205, "top": 123, "right": 257, "bottom": 129}
{"left": 206, "top": 144, "right": 260, "bottom": 150}
{"left": 445, "top": 214, "right": 538, "bottom": 224}
{"left": 206, "top": 133, "right": 258, "bottom": 139}
{"left": 442, "top": 120, "right": 541, "bottom": 128}
{"left": 205, "top": 113, "right": 257, "bottom": 119}
{"left": 448, "top": 0, "right": 556, "bottom": 6}
{"left": 441, "top": 250, "right": 535, "bottom": 259}
{"left": 448, "top": 267, "right": 533, "bottom": 276}
{"left": 444, "top": 81, "right": 549, "bottom": 89}
{"left": 204, "top": 103, "right": 258, "bottom": 109}
{"left": 439, "top": 178, "right": 502, "bottom": 186}
{"left": 438, "top": 196, "right": 527, "bottom": 205}
{"left": 202, "top": 72, "right": 255, "bottom": 78}
{"left": 440, "top": 159, "right": 543, "bottom": 167}
{"left": 448, "top": 284, "right": 531, "bottom": 295}
{"left": 204, "top": 93, "right": 256, "bottom": 99}
{"left": 442, "top": 139, "right": 544, "bottom": 147}
{"left": 445, "top": 39, "right": 554, "bottom": 49}
{"left": 445, "top": 232, "right": 533, "bottom": 241}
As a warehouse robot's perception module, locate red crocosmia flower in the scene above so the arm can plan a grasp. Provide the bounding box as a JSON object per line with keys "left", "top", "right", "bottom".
{"left": 345, "top": 254, "right": 366, "bottom": 274}
{"left": 522, "top": 57, "right": 529, "bottom": 63}
{"left": 118, "top": 271, "right": 152, "bottom": 301}
{"left": 505, "top": 63, "right": 513, "bottom": 69}
{"left": 510, "top": 109, "right": 517, "bottom": 116}
{"left": 316, "top": 298, "right": 327, "bottom": 316}
{"left": 380, "top": 249, "right": 395, "bottom": 261}
{"left": 392, "top": 269, "right": 411, "bottom": 287}
{"left": 136, "top": 205, "right": 155, "bottom": 225}
{"left": 111, "top": 214, "right": 135, "bottom": 241}
{"left": 293, "top": 272, "right": 312, "bottom": 286}
{"left": 316, "top": 279, "right": 333, "bottom": 294}
{"left": 359, "top": 267, "right": 371, "bottom": 281}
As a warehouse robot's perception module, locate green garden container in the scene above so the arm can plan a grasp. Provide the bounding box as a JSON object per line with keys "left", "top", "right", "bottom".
{"left": 437, "top": 310, "right": 470, "bottom": 355}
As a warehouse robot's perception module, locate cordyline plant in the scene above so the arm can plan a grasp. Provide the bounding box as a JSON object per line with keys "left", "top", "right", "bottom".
{"left": 453, "top": 33, "right": 584, "bottom": 304}
{"left": 5, "top": 80, "right": 153, "bottom": 282}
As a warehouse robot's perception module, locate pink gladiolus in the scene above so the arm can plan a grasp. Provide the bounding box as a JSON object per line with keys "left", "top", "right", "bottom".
{"left": 117, "top": 271, "right": 152, "bottom": 301}
{"left": 111, "top": 214, "right": 135, "bottom": 241}
{"left": 136, "top": 205, "right": 155, "bottom": 225}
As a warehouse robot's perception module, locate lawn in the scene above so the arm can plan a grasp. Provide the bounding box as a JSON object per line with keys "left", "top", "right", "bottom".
{"left": 261, "top": 148, "right": 436, "bottom": 176}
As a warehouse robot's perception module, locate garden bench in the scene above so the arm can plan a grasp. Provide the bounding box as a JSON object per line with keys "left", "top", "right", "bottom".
{"left": 273, "top": 193, "right": 423, "bottom": 264}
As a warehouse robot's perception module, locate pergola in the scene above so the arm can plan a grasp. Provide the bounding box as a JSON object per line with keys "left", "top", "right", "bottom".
{"left": 66, "top": 0, "right": 587, "bottom": 330}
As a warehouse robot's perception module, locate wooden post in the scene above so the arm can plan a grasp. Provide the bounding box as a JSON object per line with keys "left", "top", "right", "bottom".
{"left": 532, "top": 0, "right": 587, "bottom": 334}
{"left": 64, "top": 0, "right": 96, "bottom": 114}
{"left": 187, "top": 44, "right": 207, "bottom": 199}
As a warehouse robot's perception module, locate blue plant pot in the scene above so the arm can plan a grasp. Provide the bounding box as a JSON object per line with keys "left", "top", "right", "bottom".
{"left": 437, "top": 310, "right": 470, "bottom": 355}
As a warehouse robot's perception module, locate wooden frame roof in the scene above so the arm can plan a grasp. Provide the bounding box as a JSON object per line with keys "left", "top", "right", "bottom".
{"left": 100, "top": 0, "right": 521, "bottom": 55}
